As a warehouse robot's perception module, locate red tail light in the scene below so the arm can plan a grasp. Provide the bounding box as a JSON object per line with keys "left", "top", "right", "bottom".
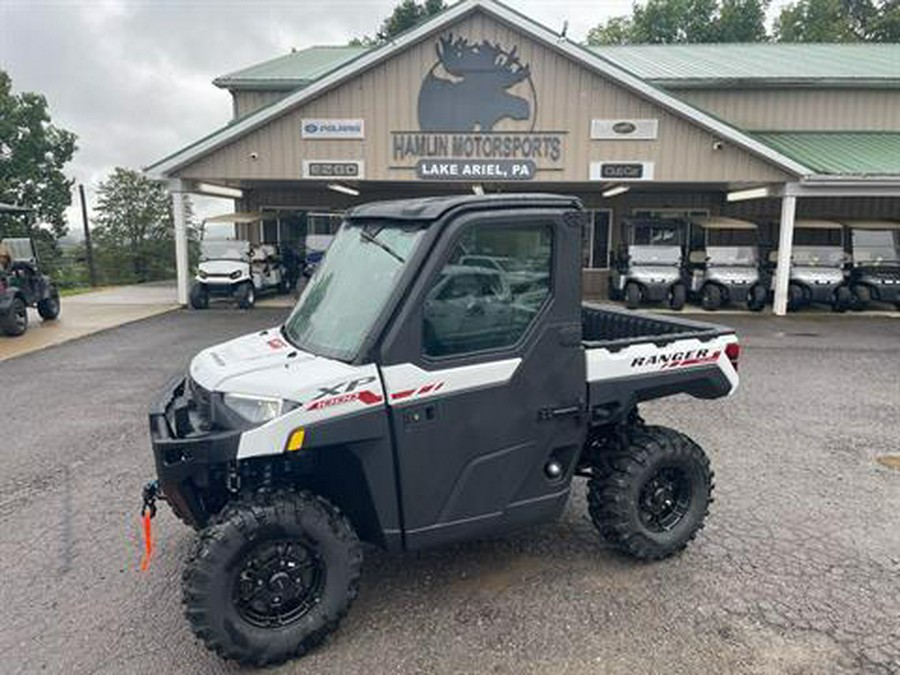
{"left": 725, "top": 342, "right": 740, "bottom": 371}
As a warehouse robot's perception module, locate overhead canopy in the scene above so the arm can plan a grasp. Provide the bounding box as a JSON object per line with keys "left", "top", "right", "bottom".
{"left": 690, "top": 216, "right": 758, "bottom": 230}
{"left": 204, "top": 211, "right": 262, "bottom": 224}
{"left": 794, "top": 219, "right": 844, "bottom": 230}
{"left": 840, "top": 219, "right": 900, "bottom": 230}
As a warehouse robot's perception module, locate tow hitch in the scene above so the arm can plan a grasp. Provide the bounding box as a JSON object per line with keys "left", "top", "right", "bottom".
{"left": 139, "top": 480, "right": 162, "bottom": 571}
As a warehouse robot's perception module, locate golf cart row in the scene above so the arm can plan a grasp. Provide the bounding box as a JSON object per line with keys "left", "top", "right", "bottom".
{"left": 190, "top": 217, "right": 303, "bottom": 310}
{"left": 609, "top": 217, "right": 900, "bottom": 312}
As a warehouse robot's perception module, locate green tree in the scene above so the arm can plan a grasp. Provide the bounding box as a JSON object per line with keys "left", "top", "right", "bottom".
{"left": 774, "top": 0, "right": 899, "bottom": 41}
{"left": 0, "top": 70, "right": 77, "bottom": 241}
{"left": 350, "top": 0, "right": 445, "bottom": 46}
{"left": 92, "top": 167, "right": 194, "bottom": 284}
{"left": 586, "top": 0, "right": 769, "bottom": 44}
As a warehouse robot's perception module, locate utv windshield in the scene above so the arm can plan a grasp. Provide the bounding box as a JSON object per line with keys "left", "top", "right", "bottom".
{"left": 851, "top": 229, "right": 900, "bottom": 264}
{"left": 792, "top": 246, "right": 846, "bottom": 267}
{"left": 201, "top": 240, "right": 249, "bottom": 261}
{"left": 283, "top": 220, "right": 425, "bottom": 361}
{"left": 628, "top": 245, "right": 682, "bottom": 265}
{"left": 706, "top": 246, "right": 758, "bottom": 266}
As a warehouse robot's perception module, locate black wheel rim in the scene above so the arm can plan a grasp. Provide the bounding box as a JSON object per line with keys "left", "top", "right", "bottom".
{"left": 638, "top": 467, "right": 692, "bottom": 532}
{"left": 232, "top": 538, "right": 325, "bottom": 628}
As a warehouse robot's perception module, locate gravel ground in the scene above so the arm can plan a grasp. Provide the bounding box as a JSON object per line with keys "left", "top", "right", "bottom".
{"left": 0, "top": 309, "right": 897, "bottom": 675}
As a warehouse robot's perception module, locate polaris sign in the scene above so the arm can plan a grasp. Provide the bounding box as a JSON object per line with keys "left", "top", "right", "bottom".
{"left": 302, "top": 119, "right": 365, "bottom": 139}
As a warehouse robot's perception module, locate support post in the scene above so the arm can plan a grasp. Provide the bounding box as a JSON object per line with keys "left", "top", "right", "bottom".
{"left": 773, "top": 190, "right": 797, "bottom": 316}
{"left": 170, "top": 182, "right": 190, "bottom": 306}
{"left": 78, "top": 184, "right": 97, "bottom": 287}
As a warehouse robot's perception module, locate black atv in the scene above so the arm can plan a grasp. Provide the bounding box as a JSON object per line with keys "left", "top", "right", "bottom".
{"left": 0, "top": 238, "right": 61, "bottom": 336}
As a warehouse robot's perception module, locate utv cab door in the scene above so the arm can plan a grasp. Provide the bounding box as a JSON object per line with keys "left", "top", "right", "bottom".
{"left": 379, "top": 209, "right": 587, "bottom": 550}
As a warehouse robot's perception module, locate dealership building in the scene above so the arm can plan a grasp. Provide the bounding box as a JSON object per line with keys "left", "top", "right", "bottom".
{"left": 147, "top": 0, "right": 900, "bottom": 314}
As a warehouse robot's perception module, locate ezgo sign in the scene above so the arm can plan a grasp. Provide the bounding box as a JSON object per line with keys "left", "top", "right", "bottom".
{"left": 302, "top": 119, "right": 365, "bottom": 139}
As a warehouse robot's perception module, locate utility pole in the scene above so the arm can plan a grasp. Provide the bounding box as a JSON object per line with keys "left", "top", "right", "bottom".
{"left": 78, "top": 183, "right": 97, "bottom": 287}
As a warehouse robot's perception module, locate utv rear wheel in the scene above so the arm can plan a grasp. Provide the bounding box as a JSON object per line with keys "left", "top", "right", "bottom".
{"left": 1, "top": 297, "right": 28, "bottom": 336}
{"left": 852, "top": 284, "right": 871, "bottom": 311}
{"left": 236, "top": 282, "right": 255, "bottom": 309}
{"left": 701, "top": 284, "right": 722, "bottom": 311}
{"left": 182, "top": 491, "right": 362, "bottom": 667}
{"left": 747, "top": 284, "right": 767, "bottom": 312}
{"left": 588, "top": 425, "right": 713, "bottom": 560}
{"left": 624, "top": 282, "right": 642, "bottom": 310}
{"left": 833, "top": 286, "right": 852, "bottom": 313}
{"left": 189, "top": 283, "right": 209, "bottom": 310}
{"left": 37, "top": 287, "right": 60, "bottom": 320}
{"left": 668, "top": 283, "right": 686, "bottom": 311}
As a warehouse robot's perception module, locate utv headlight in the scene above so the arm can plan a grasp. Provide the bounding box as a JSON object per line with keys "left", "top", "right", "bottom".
{"left": 223, "top": 393, "right": 284, "bottom": 423}
{"left": 230, "top": 270, "right": 242, "bottom": 280}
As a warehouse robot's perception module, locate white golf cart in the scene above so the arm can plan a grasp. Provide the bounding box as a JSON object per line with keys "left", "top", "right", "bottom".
{"left": 687, "top": 216, "right": 767, "bottom": 311}
{"left": 770, "top": 219, "right": 852, "bottom": 312}
{"left": 842, "top": 220, "right": 900, "bottom": 310}
{"left": 190, "top": 214, "right": 291, "bottom": 310}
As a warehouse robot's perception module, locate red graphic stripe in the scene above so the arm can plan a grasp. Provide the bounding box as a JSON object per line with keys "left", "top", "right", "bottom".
{"left": 391, "top": 389, "right": 415, "bottom": 400}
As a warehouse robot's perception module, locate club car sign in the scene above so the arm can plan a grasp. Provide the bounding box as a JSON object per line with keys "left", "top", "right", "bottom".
{"left": 391, "top": 34, "right": 565, "bottom": 181}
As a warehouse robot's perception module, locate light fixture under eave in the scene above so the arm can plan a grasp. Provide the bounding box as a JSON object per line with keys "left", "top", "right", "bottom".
{"left": 472, "top": 184, "right": 484, "bottom": 195}
{"left": 726, "top": 186, "right": 769, "bottom": 202}
{"left": 196, "top": 182, "right": 243, "bottom": 199}
{"left": 327, "top": 183, "right": 360, "bottom": 197}
{"left": 602, "top": 185, "right": 630, "bottom": 198}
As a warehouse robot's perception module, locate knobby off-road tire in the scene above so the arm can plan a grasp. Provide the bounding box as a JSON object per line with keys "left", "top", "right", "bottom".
{"left": 588, "top": 425, "right": 713, "bottom": 561}
{"left": 1, "top": 297, "right": 28, "bottom": 336}
{"left": 37, "top": 287, "right": 60, "bottom": 320}
{"left": 182, "top": 491, "right": 362, "bottom": 667}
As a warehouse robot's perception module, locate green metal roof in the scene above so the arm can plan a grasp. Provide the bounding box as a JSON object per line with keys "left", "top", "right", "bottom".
{"left": 753, "top": 132, "right": 900, "bottom": 176}
{"left": 590, "top": 43, "right": 900, "bottom": 88}
{"left": 213, "top": 45, "right": 368, "bottom": 90}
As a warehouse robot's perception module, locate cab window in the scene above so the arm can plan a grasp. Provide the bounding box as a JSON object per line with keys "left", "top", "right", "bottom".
{"left": 423, "top": 223, "right": 552, "bottom": 357}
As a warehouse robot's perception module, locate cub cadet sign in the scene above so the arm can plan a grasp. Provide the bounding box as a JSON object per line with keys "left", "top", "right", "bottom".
{"left": 392, "top": 34, "right": 565, "bottom": 181}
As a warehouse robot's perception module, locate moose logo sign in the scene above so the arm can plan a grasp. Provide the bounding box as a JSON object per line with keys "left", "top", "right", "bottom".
{"left": 391, "top": 32, "right": 565, "bottom": 181}
{"left": 417, "top": 35, "right": 535, "bottom": 132}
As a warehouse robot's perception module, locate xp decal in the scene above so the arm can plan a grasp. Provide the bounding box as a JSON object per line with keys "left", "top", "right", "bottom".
{"left": 306, "top": 376, "right": 384, "bottom": 410}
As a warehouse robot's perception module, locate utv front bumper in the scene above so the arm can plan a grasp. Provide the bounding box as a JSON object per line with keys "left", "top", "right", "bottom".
{"left": 148, "top": 376, "right": 242, "bottom": 528}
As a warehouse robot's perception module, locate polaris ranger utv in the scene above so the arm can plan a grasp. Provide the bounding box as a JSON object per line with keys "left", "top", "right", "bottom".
{"left": 609, "top": 218, "right": 688, "bottom": 310}
{"left": 687, "top": 216, "right": 767, "bottom": 312}
{"left": 0, "top": 237, "right": 61, "bottom": 336}
{"left": 143, "top": 194, "right": 740, "bottom": 667}
{"left": 844, "top": 220, "right": 900, "bottom": 310}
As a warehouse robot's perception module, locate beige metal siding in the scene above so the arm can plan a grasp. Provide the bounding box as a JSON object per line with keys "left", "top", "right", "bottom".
{"left": 677, "top": 89, "right": 900, "bottom": 131}
{"left": 179, "top": 11, "right": 789, "bottom": 184}
{"left": 233, "top": 91, "right": 291, "bottom": 119}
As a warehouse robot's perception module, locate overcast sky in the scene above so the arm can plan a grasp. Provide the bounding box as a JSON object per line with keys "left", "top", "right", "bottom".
{"left": 0, "top": 0, "right": 790, "bottom": 232}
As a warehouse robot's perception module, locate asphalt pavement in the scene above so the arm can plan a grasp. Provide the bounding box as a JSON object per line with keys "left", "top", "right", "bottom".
{"left": 0, "top": 309, "right": 897, "bottom": 675}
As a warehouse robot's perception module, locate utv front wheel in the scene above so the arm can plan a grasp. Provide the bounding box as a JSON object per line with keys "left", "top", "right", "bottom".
{"left": 189, "top": 283, "right": 209, "bottom": 310}
{"left": 37, "top": 287, "right": 60, "bottom": 320}
{"left": 236, "top": 282, "right": 255, "bottom": 309}
{"left": 1, "top": 297, "right": 28, "bottom": 336}
{"left": 588, "top": 426, "right": 713, "bottom": 560}
{"left": 624, "top": 282, "right": 642, "bottom": 309}
{"left": 182, "top": 491, "right": 362, "bottom": 667}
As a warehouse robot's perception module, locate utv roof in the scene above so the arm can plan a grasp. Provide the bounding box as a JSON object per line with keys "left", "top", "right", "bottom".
{"left": 690, "top": 216, "right": 758, "bottom": 230}
{"left": 346, "top": 193, "right": 582, "bottom": 222}
{"left": 840, "top": 219, "right": 900, "bottom": 230}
